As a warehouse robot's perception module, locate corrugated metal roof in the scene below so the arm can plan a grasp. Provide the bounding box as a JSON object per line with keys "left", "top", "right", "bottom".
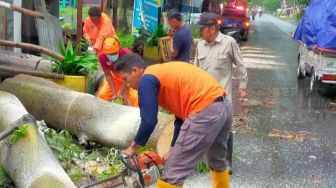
{"left": 35, "top": 13, "right": 63, "bottom": 53}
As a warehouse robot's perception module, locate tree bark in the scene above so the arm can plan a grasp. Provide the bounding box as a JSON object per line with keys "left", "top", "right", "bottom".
{"left": 0, "top": 75, "right": 174, "bottom": 148}
{"left": 112, "top": 0, "right": 119, "bottom": 30}
{"left": 76, "top": 0, "right": 83, "bottom": 43}
{"left": 0, "top": 91, "right": 76, "bottom": 188}
{"left": 121, "top": 0, "right": 130, "bottom": 34}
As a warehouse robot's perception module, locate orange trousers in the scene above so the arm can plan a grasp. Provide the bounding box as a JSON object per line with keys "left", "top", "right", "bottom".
{"left": 96, "top": 76, "right": 138, "bottom": 107}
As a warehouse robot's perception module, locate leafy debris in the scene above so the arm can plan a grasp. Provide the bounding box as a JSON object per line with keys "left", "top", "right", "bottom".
{"left": 268, "top": 130, "right": 311, "bottom": 141}
{"left": 10, "top": 124, "right": 29, "bottom": 143}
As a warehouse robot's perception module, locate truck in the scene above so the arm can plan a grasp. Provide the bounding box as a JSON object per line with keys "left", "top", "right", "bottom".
{"left": 297, "top": 44, "right": 336, "bottom": 94}
{"left": 294, "top": 0, "right": 336, "bottom": 95}
{"left": 219, "top": 3, "right": 250, "bottom": 41}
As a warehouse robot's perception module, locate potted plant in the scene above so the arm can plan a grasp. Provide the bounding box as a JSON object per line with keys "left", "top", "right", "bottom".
{"left": 49, "top": 40, "right": 98, "bottom": 93}
{"left": 135, "top": 25, "right": 167, "bottom": 64}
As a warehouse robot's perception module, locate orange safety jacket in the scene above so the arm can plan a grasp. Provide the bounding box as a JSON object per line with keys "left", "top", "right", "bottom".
{"left": 144, "top": 62, "right": 225, "bottom": 120}
{"left": 83, "top": 12, "right": 117, "bottom": 50}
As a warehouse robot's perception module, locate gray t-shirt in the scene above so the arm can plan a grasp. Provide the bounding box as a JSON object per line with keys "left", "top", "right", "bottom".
{"left": 173, "top": 24, "right": 193, "bottom": 62}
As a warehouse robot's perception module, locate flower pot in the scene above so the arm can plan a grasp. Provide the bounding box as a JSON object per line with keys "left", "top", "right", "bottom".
{"left": 143, "top": 45, "right": 163, "bottom": 64}
{"left": 49, "top": 75, "right": 95, "bottom": 93}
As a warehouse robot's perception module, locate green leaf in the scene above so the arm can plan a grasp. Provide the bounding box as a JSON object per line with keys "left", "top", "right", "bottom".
{"left": 58, "top": 40, "right": 66, "bottom": 56}
{"left": 195, "top": 160, "right": 209, "bottom": 173}
{"left": 75, "top": 42, "right": 82, "bottom": 56}
{"left": 10, "top": 124, "right": 30, "bottom": 143}
{"left": 65, "top": 41, "right": 75, "bottom": 60}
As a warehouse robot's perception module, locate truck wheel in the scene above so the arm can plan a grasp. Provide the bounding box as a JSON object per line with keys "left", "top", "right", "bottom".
{"left": 241, "top": 32, "right": 248, "bottom": 41}
{"left": 310, "top": 68, "right": 321, "bottom": 95}
{"left": 297, "top": 53, "right": 305, "bottom": 79}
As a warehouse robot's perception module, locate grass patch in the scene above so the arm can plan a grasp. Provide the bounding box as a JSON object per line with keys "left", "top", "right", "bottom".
{"left": 60, "top": 6, "right": 90, "bottom": 30}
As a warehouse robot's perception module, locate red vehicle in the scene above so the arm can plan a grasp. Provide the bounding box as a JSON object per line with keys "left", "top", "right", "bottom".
{"left": 219, "top": 4, "right": 250, "bottom": 41}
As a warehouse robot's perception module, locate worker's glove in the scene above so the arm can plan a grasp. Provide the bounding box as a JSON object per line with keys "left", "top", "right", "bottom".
{"left": 88, "top": 46, "right": 96, "bottom": 54}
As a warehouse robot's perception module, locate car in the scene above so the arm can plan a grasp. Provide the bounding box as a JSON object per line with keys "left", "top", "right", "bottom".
{"left": 219, "top": 5, "right": 250, "bottom": 41}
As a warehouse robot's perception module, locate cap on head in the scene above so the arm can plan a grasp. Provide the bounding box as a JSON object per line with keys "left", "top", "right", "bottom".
{"left": 197, "top": 12, "right": 221, "bottom": 27}
{"left": 103, "top": 36, "right": 121, "bottom": 54}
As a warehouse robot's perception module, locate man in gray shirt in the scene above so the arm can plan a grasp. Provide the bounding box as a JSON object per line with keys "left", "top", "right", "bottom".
{"left": 194, "top": 12, "right": 248, "bottom": 101}
{"left": 195, "top": 12, "right": 248, "bottom": 175}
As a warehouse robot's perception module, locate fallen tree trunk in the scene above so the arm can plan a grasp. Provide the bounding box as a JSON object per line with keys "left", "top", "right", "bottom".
{"left": 0, "top": 91, "right": 75, "bottom": 188}
{"left": 0, "top": 74, "right": 174, "bottom": 148}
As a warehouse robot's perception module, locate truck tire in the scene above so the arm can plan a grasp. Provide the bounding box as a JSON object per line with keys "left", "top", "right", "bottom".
{"left": 310, "top": 68, "right": 321, "bottom": 95}
{"left": 241, "top": 31, "right": 248, "bottom": 41}
{"left": 297, "top": 53, "right": 305, "bottom": 79}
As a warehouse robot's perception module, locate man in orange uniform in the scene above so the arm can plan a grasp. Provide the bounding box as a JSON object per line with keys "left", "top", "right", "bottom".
{"left": 96, "top": 37, "right": 138, "bottom": 106}
{"left": 83, "top": 7, "right": 117, "bottom": 52}
{"left": 117, "top": 54, "right": 232, "bottom": 188}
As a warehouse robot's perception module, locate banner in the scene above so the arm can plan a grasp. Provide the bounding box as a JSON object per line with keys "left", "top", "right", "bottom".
{"left": 132, "top": 0, "right": 162, "bottom": 33}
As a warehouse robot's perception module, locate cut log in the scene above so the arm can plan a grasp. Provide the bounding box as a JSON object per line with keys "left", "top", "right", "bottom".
{"left": 0, "top": 39, "right": 64, "bottom": 61}
{"left": 0, "top": 49, "right": 65, "bottom": 79}
{"left": 0, "top": 74, "right": 174, "bottom": 148}
{"left": 0, "top": 90, "right": 75, "bottom": 188}
{"left": 156, "top": 120, "right": 174, "bottom": 157}
{"left": 0, "top": 49, "right": 51, "bottom": 71}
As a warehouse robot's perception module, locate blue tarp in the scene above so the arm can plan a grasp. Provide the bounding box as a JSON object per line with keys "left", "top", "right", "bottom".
{"left": 293, "top": 0, "right": 336, "bottom": 50}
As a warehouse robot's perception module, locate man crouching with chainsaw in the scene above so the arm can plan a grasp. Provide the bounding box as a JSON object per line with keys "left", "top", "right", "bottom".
{"left": 116, "top": 53, "right": 232, "bottom": 188}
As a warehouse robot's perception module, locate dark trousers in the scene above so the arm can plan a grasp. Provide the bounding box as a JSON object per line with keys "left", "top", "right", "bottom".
{"left": 174, "top": 114, "right": 233, "bottom": 168}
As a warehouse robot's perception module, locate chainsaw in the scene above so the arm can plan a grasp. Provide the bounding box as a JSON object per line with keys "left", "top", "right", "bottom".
{"left": 82, "top": 150, "right": 164, "bottom": 188}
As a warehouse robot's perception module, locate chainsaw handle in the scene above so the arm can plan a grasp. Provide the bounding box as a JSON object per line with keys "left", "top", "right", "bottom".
{"left": 119, "top": 151, "right": 137, "bottom": 171}
{"left": 118, "top": 150, "right": 145, "bottom": 187}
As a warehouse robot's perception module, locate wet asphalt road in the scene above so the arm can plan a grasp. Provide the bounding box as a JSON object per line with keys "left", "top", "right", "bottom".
{"left": 181, "top": 14, "right": 336, "bottom": 188}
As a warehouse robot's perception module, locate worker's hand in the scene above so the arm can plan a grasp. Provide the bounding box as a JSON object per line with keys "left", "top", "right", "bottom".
{"left": 124, "top": 141, "right": 138, "bottom": 157}
{"left": 238, "top": 89, "right": 247, "bottom": 101}
{"left": 162, "top": 147, "right": 173, "bottom": 165}
{"left": 88, "top": 46, "right": 96, "bottom": 54}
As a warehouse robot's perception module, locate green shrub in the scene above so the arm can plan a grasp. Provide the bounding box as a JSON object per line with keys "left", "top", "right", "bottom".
{"left": 117, "top": 31, "right": 134, "bottom": 48}
{"left": 146, "top": 24, "right": 167, "bottom": 47}
{"left": 294, "top": 10, "right": 305, "bottom": 23}
{"left": 192, "top": 27, "right": 200, "bottom": 39}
